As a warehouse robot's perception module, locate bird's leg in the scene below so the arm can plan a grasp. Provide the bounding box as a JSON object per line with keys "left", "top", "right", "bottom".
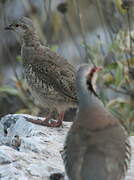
{"left": 38, "top": 111, "right": 64, "bottom": 127}
{"left": 44, "top": 113, "right": 52, "bottom": 121}
{"left": 58, "top": 112, "right": 64, "bottom": 128}
{"left": 26, "top": 112, "right": 63, "bottom": 127}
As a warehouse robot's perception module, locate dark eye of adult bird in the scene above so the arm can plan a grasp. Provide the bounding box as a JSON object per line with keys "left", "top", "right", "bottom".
{"left": 15, "top": 24, "right": 19, "bottom": 27}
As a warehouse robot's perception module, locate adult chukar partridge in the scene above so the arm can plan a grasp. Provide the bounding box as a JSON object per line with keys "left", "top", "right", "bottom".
{"left": 5, "top": 17, "right": 77, "bottom": 127}
{"left": 63, "top": 64, "right": 131, "bottom": 180}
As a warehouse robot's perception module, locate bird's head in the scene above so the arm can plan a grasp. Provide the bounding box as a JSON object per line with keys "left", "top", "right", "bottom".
{"left": 5, "top": 17, "right": 35, "bottom": 36}
{"left": 76, "top": 64, "right": 102, "bottom": 98}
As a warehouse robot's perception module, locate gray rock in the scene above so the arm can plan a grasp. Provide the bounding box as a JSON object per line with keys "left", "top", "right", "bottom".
{"left": 0, "top": 114, "right": 133, "bottom": 180}
{"left": 0, "top": 114, "right": 70, "bottom": 180}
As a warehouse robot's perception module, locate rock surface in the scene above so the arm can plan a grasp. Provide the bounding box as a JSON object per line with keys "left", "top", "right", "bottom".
{"left": 0, "top": 114, "right": 68, "bottom": 180}
{"left": 0, "top": 114, "right": 133, "bottom": 180}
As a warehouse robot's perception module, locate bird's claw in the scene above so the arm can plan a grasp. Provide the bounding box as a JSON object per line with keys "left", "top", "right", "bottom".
{"left": 26, "top": 118, "right": 62, "bottom": 127}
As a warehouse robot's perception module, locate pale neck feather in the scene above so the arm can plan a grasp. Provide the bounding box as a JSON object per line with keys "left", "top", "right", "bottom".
{"left": 22, "top": 30, "right": 41, "bottom": 47}
{"left": 76, "top": 69, "right": 116, "bottom": 130}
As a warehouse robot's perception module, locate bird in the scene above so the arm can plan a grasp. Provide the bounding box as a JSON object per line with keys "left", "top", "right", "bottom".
{"left": 5, "top": 17, "right": 77, "bottom": 127}
{"left": 63, "top": 64, "right": 131, "bottom": 180}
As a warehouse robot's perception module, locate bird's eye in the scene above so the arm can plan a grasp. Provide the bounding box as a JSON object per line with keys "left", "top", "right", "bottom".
{"left": 15, "top": 24, "right": 19, "bottom": 27}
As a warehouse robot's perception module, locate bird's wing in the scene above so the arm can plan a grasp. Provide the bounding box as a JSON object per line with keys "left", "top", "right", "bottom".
{"left": 63, "top": 127, "right": 108, "bottom": 180}
{"left": 81, "top": 122, "right": 130, "bottom": 180}
{"left": 31, "top": 47, "right": 78, "bottom": 102}
{"left": 81, "top": 150, "right": 110, "bottom": 180}
{"left": 63, "top": 130, "right": 86, "bottom": 180}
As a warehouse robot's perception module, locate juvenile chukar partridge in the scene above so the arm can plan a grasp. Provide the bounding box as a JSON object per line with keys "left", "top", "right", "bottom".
{"left": 5, "top": 17, "right": 77, "bottom": 127}
{"left": 63, "top": 64, "right": 131, "bottom": 180}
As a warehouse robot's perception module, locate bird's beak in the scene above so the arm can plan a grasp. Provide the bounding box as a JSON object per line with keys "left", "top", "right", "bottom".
{"left": 96, "top": 67, "right": 102, "bottom": 72}
{"left": 5, "top": 24, "right": 14, "bottom": 30}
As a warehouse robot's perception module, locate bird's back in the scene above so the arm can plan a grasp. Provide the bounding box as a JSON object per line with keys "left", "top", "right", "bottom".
{"left": 22, "top": 45, "right": 77, "bottom": 109}
{"left": 64, "top": 113, "right": 131, "bottom": 180}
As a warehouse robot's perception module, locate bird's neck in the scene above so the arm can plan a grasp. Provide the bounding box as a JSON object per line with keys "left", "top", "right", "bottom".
{"left": 77, "top": 94, "right": 116, "bottom": 130}
{"left": 22, "top": 30, "right": 41, "bottom": 47}
{"left": 78, "top": 90, "right": 102, "bottom": 112}
{"left": 76, "top": 84, "right": 114, "bottom": 130}
{"left": 76, "top": 75, "right": 102, "bottom": 110}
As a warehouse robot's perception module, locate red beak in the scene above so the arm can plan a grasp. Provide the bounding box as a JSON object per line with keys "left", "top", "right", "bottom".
{"left": 95, "top": 67, "right": 102, "bottom": 72}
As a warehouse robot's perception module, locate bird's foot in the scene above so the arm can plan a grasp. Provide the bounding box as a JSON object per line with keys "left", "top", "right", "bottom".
{"left": 58, "top": 112, "right": 64, "bottom": 128}
{"left": 26, "top": 114, "right": 62, "bottom": 127}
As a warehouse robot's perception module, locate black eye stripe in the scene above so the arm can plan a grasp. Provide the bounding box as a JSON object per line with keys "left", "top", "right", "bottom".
{"left": 86, "top": 78, "right": 94, "bottom": 92}
{"left": 86, "top": 71, "right": 99, "bottom": 98}
{"left": 86, "top": 79, "right": 99, "bottom": 98}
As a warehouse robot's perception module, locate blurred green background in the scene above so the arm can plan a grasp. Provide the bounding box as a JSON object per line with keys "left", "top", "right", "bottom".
{"left": 0, "top": 0, "right": 134, "bottom": 133}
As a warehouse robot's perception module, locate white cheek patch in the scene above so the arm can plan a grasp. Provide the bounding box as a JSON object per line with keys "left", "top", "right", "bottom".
{"left": 91, "top": 73, "right": 97, "bottom": 91}
{"left": 86, "top": 72, "right": 99, "bottom": 98}
{"left": 12, "top": 32, "right": 21, "bottom": 45}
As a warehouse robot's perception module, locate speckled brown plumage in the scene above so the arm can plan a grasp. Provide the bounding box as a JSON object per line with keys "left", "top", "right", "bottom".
{"left": 5, "top": 17, "right": 77, "bottom": 126}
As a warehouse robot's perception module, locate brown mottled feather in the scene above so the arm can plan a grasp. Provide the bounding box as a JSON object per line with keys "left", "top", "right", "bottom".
{"left": 22, "top": 45, "right": 77, "bottom": 103}
{"left": 6, "top": 17, "right": 78, "bottom": 113}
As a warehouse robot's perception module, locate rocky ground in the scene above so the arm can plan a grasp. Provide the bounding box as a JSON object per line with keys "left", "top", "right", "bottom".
{"left": 0, "top": 114, "right": 133, "bottom": 180}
